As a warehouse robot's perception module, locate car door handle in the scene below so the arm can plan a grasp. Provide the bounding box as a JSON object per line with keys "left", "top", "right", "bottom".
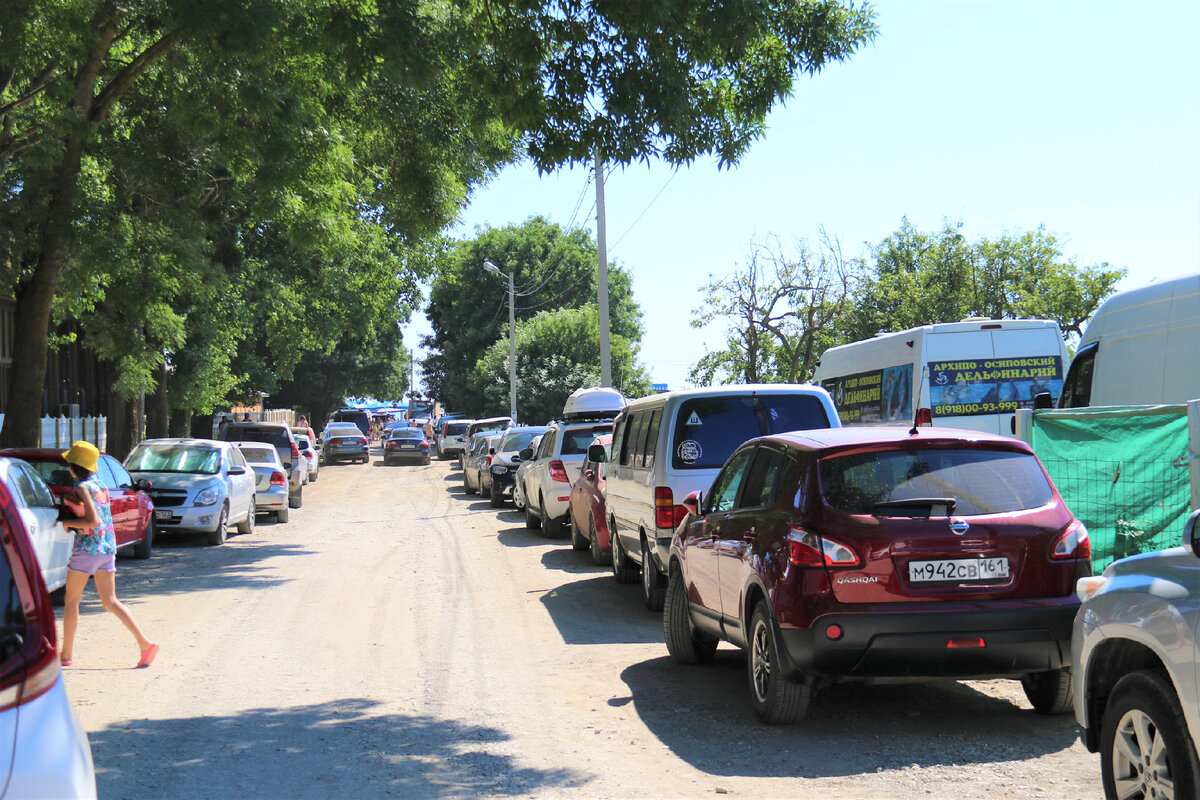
{"left": 745, "top": 526, "right": 757, "bottom": 539}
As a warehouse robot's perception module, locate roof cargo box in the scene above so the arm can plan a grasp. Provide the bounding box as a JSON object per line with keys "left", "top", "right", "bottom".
{"left": 563, "top": 387, "right": 626, "bottom": 420}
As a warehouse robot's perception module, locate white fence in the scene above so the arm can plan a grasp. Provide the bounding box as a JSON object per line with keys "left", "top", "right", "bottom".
{"left": 15, "top": 416, "right": 109, "bottom": 450}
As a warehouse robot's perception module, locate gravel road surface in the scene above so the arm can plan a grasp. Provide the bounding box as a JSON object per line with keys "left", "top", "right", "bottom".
{"left": 61, "top": 454, "right": 1103, "bottom": 799}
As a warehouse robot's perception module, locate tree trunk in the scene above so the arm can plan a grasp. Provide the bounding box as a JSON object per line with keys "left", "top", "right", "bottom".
{"left": 106, "top": 386, "right": 131, "bottom": 460}
{"left": 146, "top": 360, "right": 169, "bottom": 438}
{"left": 0, "top": 136, "right": 87, "bottom": 447}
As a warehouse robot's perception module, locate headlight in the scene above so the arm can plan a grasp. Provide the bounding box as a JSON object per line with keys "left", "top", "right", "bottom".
{"left": 194, "top": 486, "right": 219, "bottom": 506}
{"left": 491, "top": 465, "right": 508, "bottom": 475}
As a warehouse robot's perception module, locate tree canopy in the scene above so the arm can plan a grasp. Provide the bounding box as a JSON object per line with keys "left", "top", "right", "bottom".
{"left": 690, "top": 219, "right": 1127, "bottom": 386}
{"left": 422, "top": 216, "right": 643, "bottom": 412}
{"left": 0, "top": 0, "right": 878, "bottom": 445}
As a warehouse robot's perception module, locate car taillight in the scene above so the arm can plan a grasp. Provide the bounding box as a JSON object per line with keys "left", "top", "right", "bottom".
{"left": 654, "top": 487, "right": 687, "bottom": 528}
{"left": 270, "top": 471, "right": 286, "bottom": 486}
{"left": 1051, "top": 519, "right": 1090, "bottom": 559}
{"left": 549, "top": 460, "right": 569, "bottom": 482}
{"left": 359, "top": 437, "right": 368, "bottom": 445}
{"left": 787, "top": 527, "right": 861, "bottom": 567}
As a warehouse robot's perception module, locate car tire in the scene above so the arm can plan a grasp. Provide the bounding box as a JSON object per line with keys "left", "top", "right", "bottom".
{"left": 1020, "top": 667, "right": 1073, "bottom": 715}
{"left": 589, "top": 517, "right": 610, "bottom": 566}
{"left": 748, "top": 602, "right": 810, "bottom": 724}
{"left": 276, "top": 506, "right": 289, "bottom": 524}
{"left": 489, "top": 483, "right": 505, "bottom": 508}
{"left": 289, "top": 487, "right": 302, "bottom": 509}
{"left": 207, "top": 504, "right": 229, "bottom": 546}
{"left": 1100, "top": 670, "right": 1200, "bottom": 800}
{"left": 309, "top": 470, "right": 317, "bottom": 482}
{"left": 423, "top": 455, "right": 430, "bottom": 466}
{"left": 524, "top": 499, "right": 540, "bottom": 529}
{"left": 611, "top": 523, "right": 639, "bottom": 584}
{"left": 132, "top": 518, "right": 154, "bottom": 560}
{"left": 464, "top": 469, "right": 477, "bottom": 495}
{"left": 513, "top": 482, "right": 525, "bottom": 511}
{"left": 570, "top": 515, "right": 588, "bottom": 550}
{"left": 236, "top": 501, "right": 255, "bottom": 535}
{"left": 540, "top": 496, "right": 564, "bottom": 538}
{"left": 664, "top": 565, "right": 717, "bottom": 664}
{"left": 641, "top": 537, "right": 666, "bottom": 612}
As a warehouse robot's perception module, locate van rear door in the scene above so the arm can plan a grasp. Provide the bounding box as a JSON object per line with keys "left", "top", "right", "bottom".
{"left": 924, "top": 324, "right": 1066, "bottom": 435}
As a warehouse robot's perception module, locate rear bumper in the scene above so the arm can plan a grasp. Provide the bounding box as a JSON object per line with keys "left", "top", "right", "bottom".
{"left": 254, "top": 487, "right": 288, "bottom": 511}
{"left": 384, "top": 449, "right": 429, "bottom": 462}
{"left": 775, "top": 603, "right": 1078, "bottom": 681}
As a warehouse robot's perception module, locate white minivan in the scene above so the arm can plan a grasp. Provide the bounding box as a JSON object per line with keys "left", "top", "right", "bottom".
{"left": 812, "top": 318, "right": 1070, "bottom": 435}
{"left": 1059, "top": 273, "right": 1200, "bottom": 408}
{"left": 595, "top": 385, "right": 840, "bottom": 611}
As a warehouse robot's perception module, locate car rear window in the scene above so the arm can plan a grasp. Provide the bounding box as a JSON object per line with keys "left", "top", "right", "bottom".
{"left": 501, "top": 431, "right": 542, "bottom": 452}
{"left": 561, "top": 425, "right": 612, "bottom": 456}
{"left": 388, "top": 429, "right": 422, "bottom": 440}
{"left": 819, "top": 447, "right": 1054, "bottom": 516}
{"left": 671, "top": 394, "right": 831, "bottom": 470}
{"left": 225, "top": 427, "right": 290, "bottom": 447}
{"left": 237, "top": 445, "right": 277, "bottom": 463}
{"left": 445, "top": 422, "right": 470, "bottom": 435}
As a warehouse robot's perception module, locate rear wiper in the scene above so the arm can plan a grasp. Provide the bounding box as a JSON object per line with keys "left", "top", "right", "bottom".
{"left": 873, "top": 497, "right": 957, "bottom": 517}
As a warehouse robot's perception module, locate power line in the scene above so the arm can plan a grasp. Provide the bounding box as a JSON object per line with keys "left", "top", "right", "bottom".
{"left": 609, "top": 167, "right": 678, "bottom": 257}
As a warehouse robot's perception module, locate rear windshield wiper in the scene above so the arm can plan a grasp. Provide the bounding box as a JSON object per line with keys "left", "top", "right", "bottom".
{"left": 873, "top": 497, "right": 957, "bottom": 517}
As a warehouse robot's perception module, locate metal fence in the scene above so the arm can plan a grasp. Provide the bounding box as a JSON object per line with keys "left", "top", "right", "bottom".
{"left": 38, "top": 416, "right": 108, "bottom": 450}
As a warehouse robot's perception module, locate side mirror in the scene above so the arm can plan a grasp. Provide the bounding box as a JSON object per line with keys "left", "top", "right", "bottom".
{"left": 682, "top": 490, "right": 701, "bottom": 516}
{"left": 1184, "top": 509, "right": 1200, "bottom": 558}
{"left": 1032, "top": 391, "right": 1053, "bottom": 410}
{"left": 519, "top": 447, "right": 534, "bottom": 461}
{"left": 228, "top": 466, "right": 246, "bottom": 476}
{"left": 587, "top": 443, "right": 607, "bottom": 463}
{"left": 136, "top": 478, "right": 153, "bottom": 491}
{"left": 489, "top": 447, "right": 496, "bottom": 456}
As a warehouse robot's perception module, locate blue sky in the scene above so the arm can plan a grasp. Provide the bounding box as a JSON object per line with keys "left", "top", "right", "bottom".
{"left": 410, "top": 0, "right": 1200, "bottom": 393}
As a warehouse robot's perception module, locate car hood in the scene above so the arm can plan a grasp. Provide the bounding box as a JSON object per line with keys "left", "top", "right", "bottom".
{"left": 128, "top": 471, "right": 222, "bottom": 490}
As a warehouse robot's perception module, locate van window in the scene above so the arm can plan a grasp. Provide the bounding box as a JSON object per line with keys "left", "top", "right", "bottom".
{"left": 621, "top": 413, "right": 647, "bottom": 467}
{"left": 1058, "top": 343, "right": 1097, "bottom": 408}
{"left": 642, "top": 410, "right": 662, "bottom": 469}
{"left": 225, "top": 425, "right": 290, "bottom": 448}
{"left": 445, "top": 422, "right": 470, "bottom": 436}
{"left": 671, "top": 394, "right": 831, "bottom": 470}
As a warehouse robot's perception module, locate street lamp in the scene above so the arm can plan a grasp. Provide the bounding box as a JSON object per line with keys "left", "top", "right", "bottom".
{"left": 483, "top": 260, "right": 518, "bottom": 423}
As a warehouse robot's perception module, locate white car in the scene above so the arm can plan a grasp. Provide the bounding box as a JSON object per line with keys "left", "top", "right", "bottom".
{"left": 294, "top": 434, "right": 319, "bottom": 482}
{"left": 0, "top": 457, "right": 72, "bottom": 594}
{"left": 125, "top": 439, "right": 257, "bottom": 546}
{"left": 0, "top": 477, "right": 97, "bottom": 798}
{"left": 518, "top": 419, "right": 615, "bottom": 537}
{"left": 1073, "top": 508, "right": 1200, "bottom": 799}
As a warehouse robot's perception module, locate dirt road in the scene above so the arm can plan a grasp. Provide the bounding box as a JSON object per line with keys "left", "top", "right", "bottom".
{"left": 62, "top": 456, "right": 1103, "bottom": 799}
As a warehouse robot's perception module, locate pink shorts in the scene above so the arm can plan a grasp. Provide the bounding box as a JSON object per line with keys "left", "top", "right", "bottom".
{"left": 68, "top": 552, "right": 116, "bottom": 575}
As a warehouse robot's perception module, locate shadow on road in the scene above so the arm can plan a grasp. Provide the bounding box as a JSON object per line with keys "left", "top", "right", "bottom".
{"left": 89, "top": 698, "right": 578, "bottom": 800}
{"left": 539, "top": 575, "right": 660, "bottom": 645}
{"left": 618, "top": 653, "right": 1081, "bottom": 777}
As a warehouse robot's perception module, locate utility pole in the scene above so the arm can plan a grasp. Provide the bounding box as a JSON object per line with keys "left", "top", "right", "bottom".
{"left": 595, "top": 151, "right": 612, "bottom": 388}
{"left": 483, "top": 260, "right": 519, "bottom": 422}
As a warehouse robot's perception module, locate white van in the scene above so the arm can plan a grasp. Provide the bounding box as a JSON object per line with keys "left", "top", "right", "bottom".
{"left": 1059, "top": 273, "right": 1200, "bottom": 407}
{"left": 595, "top": 385, "right": 839, "bottom": 612}
{"left": 811, "top": 319, "right": 1070, "bottom": 436}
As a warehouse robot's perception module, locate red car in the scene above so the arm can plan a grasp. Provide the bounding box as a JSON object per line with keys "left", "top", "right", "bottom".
{"left": 665, "top": 427, "right": 1091, "bottom": 724}
{"left": 1, "top": 448, "right": 155, "bottom": 559}
{"left": 568, "top": 433, "right": 612, "bottom": 566}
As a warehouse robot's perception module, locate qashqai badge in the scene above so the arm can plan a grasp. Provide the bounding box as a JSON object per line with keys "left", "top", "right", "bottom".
{"left": 949, "top": 518, "right": 970, "bottom": 536}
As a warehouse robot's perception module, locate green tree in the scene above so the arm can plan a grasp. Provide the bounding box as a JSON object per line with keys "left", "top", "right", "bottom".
{"left": 473, "top": 304, "right": 651, "bottom": 424}
{"left": 689, "top": 233, "right": 860, "bottom": 385}
{"left": 846, "top": 218, "right": 1126, "bottom": 342}
{"left": 1, "top": 0, "right": 877, "bottom": 445}
{"left": 423, "top": 217, "right": 643, "bottom": 410}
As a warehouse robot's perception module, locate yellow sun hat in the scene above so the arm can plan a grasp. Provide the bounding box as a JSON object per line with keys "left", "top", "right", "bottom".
{"left": 62, "top": 441, "right": 100, "bottom": 473}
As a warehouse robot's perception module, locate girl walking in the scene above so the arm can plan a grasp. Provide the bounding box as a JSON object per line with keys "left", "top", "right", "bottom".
{"left": 58, "top": 441, "right": 159, "bottom": 668}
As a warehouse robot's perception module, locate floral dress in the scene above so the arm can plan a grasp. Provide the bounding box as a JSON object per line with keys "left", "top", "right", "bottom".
{"left": 72, "top": 477, "right": 117, "bottom": 556}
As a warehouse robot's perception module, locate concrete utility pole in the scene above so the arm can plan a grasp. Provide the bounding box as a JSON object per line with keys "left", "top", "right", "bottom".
{"left": 595, "top": 151, "right": 612, "bottom": 388}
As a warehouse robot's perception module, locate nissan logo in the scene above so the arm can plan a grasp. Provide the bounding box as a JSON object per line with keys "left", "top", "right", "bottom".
{"left": 950, "top": 518, "right": 970, "bottom": 535}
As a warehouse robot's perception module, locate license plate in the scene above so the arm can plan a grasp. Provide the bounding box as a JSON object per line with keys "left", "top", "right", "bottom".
{"left": 400, "top": 444, "right": 416, "bottom": 449}
{"left": 155, "top": 509, "right": 172, "bottom": 521}
{"left": 908, "top": 557, "right": 1009, "bottom": 584}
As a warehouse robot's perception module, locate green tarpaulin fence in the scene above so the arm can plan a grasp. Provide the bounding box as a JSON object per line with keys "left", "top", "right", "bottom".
{"left": 1028, "top": 404, "right": 1192, "bottom": 572}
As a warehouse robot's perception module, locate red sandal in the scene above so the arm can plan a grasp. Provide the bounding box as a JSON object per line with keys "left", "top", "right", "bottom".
{"left": 136, "top": 643, "right": 159, "bottom": 668}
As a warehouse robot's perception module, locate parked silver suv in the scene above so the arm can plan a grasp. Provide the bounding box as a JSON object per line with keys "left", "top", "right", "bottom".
{"left": 1073, "top": 509, "right": 1200, "bottom": 800}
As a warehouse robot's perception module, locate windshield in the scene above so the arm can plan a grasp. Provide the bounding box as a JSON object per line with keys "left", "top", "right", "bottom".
{"left": 127, "top": 443, "right": 221, "bottom": 475}
{"left": 819, "top": 447, "right": 1053, "bottom": 516}
{"left": 671, "top": 394, "right": 831, "bottom": 470}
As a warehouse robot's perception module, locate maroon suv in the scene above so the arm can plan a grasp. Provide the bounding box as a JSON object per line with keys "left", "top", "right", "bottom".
{"left": 664, "top": 427, "right": 1092, "bottom": 724}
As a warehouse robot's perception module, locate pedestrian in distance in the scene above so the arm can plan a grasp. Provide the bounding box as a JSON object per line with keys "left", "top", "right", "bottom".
{"left": 58, "top": 441, "right": 159, "bottom": 669}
